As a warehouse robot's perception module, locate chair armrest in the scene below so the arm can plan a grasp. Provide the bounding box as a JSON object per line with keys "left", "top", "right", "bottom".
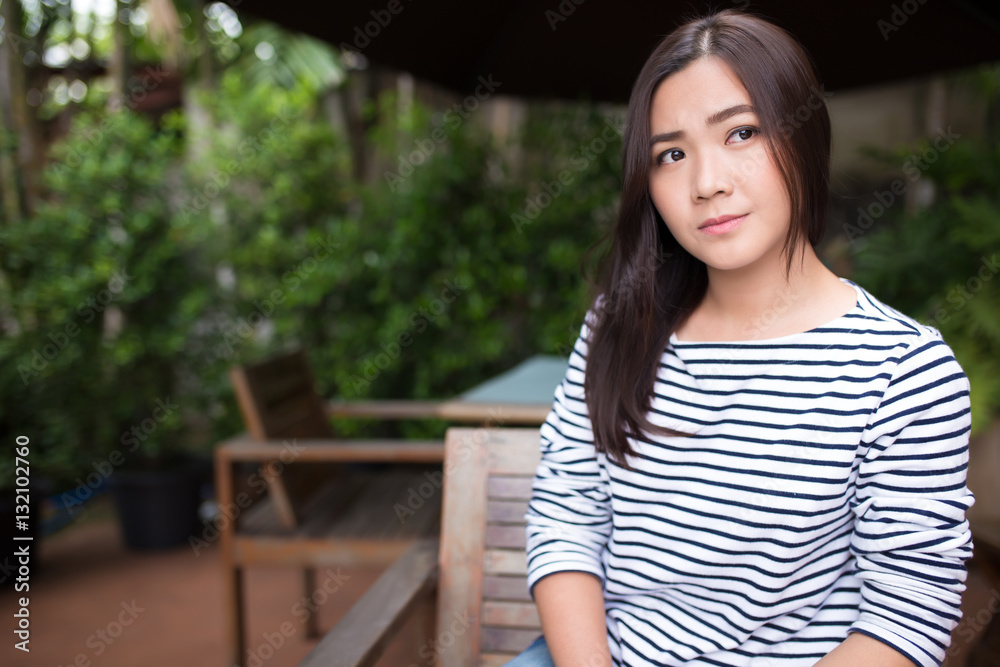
{"left": 297, "top": 538, "right": 440, "bottom": 667}
{"left": 326, "top": 400, "right": 446, "bottom": 420}
{"left": 215, "top": 435, "right": 445, "bottom": 463}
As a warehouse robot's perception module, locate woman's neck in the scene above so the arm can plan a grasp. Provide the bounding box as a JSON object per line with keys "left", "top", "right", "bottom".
{"left": 676, "top": 244, "right": 857, "bottom": 342}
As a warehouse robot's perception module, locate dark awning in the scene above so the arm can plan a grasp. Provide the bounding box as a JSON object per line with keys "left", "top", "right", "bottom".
{"left": 222, "top": 0, "right": 1000, "bottom": 102}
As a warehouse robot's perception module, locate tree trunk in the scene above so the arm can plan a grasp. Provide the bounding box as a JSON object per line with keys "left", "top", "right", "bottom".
{"left": 0, "top": 0, "right": 33, "bottom": 221}
{"left": 191, "top": 0, "right": 213, "bottom": 90}
{"left": 108, "top": 0, "right": 130, "bottom": 110}
{"left": 182, "top": 1, "right": 214, "bottom": 182}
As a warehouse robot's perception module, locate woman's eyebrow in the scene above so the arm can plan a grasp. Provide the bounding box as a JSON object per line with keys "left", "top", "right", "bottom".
{"left": 649, "top": 104, "right": 755, "bottom": 147}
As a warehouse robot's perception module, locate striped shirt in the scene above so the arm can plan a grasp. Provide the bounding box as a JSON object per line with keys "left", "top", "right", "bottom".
{"left": 525, "top": 278, "right": 974, "bottom": 667}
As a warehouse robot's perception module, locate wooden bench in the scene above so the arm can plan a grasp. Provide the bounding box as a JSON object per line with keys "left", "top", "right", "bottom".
{"left": 215, "top": 349, "right": 448, "bottom": 667}
{"left": 296, "top": 426, "right": 544, "bottom": 667}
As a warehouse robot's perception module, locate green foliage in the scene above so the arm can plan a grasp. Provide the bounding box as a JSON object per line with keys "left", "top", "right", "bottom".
{"left": 197, "top": 84, "right": 622, "bottom": 440}
{"left": 320, "top": 95, "right": 621, "bottom": 439}
{"left": 341, "top": 95, "right": 522, "bottom": 403}
{"left": 1, "top": 108, "right": 224, "bottom": 485}
{"left": 851, "top": 133, "right": 1000, "bottom": 433}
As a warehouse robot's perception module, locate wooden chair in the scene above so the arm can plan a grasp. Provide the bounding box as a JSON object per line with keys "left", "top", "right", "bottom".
{"left": 296, "top": 426, "right": 544, "bottom": 667}
{"left": 215, "top": 349, "right": 448, "bottom": 667}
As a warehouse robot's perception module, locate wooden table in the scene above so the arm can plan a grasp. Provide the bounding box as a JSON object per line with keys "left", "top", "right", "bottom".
{"left": 437, "top": 354, "right": 568, "bottom": 424}
{"left": 327, "top": 354, "right": 569, "bottom": 426}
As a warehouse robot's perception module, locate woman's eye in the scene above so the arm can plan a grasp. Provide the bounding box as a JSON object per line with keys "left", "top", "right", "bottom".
{"left": 657, "top": 149, "right": 685, "bottom": 165}
{"left": 727, "top": 126, "right": 758, "bottom": 144}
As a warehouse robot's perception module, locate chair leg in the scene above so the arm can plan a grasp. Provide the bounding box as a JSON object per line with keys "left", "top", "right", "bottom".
{"left": 223, "top": 566, "right": 246, "bottom": 667}
{"left": 410, "top": 591, "right": 438, "bottom": 666}
{"left": 304, "top": 568, "right": 321, "bottom": 638}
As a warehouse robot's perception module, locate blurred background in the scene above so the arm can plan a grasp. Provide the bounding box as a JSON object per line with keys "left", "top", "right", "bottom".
{"left": 1, "top": 1, "right": 1000, "bottom": 666}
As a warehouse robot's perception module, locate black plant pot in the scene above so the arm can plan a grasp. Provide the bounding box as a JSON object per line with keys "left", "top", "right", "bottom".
{"left": 109, "top": 457, "right": 211, "bottom": 551}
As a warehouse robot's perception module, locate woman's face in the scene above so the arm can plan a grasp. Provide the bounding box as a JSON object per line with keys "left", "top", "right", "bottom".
{"left": 648, "top": 56, "right": 792, "bottom": 274}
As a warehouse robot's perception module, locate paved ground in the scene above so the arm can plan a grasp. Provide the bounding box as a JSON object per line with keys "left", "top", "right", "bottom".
{"left": 0, "top": 496, "right": 995, "bottom": 667}
{"left": 0, "top": 497, "right": 423, "bottom": 667}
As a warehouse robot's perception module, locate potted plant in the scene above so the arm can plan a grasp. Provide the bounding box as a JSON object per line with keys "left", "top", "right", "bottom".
{"left": 4, "top": 106, "right": 225, "bottom": 549}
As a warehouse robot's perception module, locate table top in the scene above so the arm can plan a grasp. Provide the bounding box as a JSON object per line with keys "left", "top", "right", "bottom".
{"left": 326, "top": 355, "right": 570, "bottom": 426}
{"left": 436, "top": 354, "right": 568, "bottom": 425}
{"left": 457, "top": 355, "right": 569, "bottom": 404}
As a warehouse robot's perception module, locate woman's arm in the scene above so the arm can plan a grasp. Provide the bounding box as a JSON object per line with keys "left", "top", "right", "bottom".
{"left": 846, "top": 331, "right": 974, "bottom": 666}
{"left": 534, "top": 571, "right": 614, "bottom": 667}
{"left": 525, "top": 314, "right": 615, "bottom": 665}
{"left": 813, "top": 632, "right": 917, "bottom": 667}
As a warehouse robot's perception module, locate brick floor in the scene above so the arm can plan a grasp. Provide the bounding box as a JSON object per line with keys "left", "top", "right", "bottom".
{"left": 0, "top": 497, "right": 995, "bottom": 667}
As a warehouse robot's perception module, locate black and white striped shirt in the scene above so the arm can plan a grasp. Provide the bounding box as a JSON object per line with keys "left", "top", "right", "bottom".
{"left": 525, "top": 278, "right": 973, "bottom": 667}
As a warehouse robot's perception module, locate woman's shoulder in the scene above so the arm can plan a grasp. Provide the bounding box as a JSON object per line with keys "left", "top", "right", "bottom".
{"left": 840, "top": 278, "right": 946, "bottom": 344}
{"left": 841, "top": 279, "right": 966, "bottom": 382}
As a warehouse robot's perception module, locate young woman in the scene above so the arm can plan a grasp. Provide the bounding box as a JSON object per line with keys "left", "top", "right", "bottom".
{"left": 510, "top": 8, "right": 973, "bottom": 667}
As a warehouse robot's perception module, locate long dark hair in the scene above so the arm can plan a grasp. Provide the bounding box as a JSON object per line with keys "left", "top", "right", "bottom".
{"left": 584, "top": 9, "right": 832, "bottom": 469}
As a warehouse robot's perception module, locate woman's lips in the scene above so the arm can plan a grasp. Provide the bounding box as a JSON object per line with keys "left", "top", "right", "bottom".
{"left": 700, "top": 214, "right": 747, "bottom": 235}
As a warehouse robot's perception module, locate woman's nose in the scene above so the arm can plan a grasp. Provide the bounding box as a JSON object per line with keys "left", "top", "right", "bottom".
{"left": 692, "top": 152, "right": 733, "bottom": 201}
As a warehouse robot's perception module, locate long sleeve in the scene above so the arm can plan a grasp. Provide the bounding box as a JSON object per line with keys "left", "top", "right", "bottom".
{"left": 848, "top": 329, "right": 975, "bottom": 667}
{"left": 525, "top": 316, "right": 614, "bottom": 599}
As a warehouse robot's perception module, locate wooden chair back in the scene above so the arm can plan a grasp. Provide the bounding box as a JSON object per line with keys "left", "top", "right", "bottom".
{"left": 437, "top": 427, "right": 543, "bottom": 667}
{"left": 229, "top": 349, "right": 334, "bottom": 440}
{"left": 227, "top": 349, "right": 341, "bottom": 528}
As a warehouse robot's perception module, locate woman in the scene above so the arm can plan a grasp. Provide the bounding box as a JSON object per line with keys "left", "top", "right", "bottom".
{"left": 511, "top": 8, "right": 973, "bottom": 667}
